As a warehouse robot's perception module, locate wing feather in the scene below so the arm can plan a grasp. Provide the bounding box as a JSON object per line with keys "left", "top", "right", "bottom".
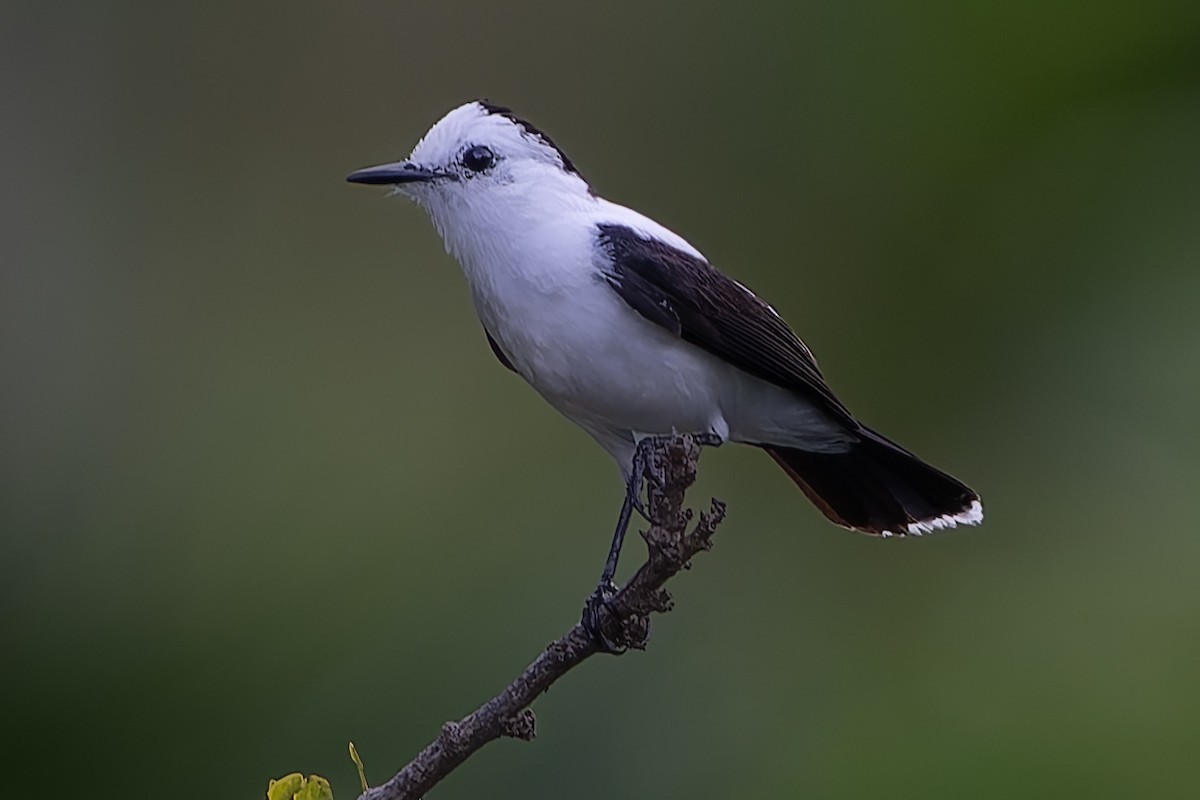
{"left": 597, "top": 224, "right": 856, "bottom": 427}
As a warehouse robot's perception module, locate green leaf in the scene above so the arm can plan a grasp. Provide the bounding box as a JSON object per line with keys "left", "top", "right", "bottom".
{"left": 295, "top": 775, "right": 334, "bottom": 800}
{"left": 266, "top": 773, "right": 305, "bottom": 800}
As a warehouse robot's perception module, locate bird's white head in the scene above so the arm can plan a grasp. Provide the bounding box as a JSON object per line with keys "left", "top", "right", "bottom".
{"left": 348, "top": 100, "right": 592, "bottom": 254}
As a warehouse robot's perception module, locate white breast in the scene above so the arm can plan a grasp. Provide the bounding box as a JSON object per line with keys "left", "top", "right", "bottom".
{"left": 447, "top": 206, "right": 727, "bottom": 447}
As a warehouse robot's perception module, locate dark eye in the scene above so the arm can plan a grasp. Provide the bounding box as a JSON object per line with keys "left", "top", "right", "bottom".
{"left": 462, "top": 145, "right": 496, "bottom": 173}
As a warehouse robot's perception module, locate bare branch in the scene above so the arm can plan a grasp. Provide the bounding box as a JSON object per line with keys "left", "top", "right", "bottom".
{"left": 359, "top": 433, "right": 726, "bottom": 800}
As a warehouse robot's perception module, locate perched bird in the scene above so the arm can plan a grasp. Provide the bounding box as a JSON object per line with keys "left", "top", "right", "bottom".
{"left": 348, "top": 100, "right": 982, "bottom": 628}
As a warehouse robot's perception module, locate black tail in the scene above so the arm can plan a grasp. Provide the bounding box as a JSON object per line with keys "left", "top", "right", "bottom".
{"left": 762, "top": 427, "right": 981, "bottom": 537}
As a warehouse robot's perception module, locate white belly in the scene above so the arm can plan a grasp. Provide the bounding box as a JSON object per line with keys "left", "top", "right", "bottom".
{"left": 478, "top": 270, "right": 730, "bottom": 441}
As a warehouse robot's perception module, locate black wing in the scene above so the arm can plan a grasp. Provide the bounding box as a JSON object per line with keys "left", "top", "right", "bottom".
{"left": 597, "top": 223, "right": 856, "bottom": 427}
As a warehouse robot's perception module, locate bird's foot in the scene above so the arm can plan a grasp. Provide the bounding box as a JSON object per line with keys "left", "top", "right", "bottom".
{"left": 581, "top": 579, "right": 627, "bottom": 654}
{"left": 690, "top": 432, "right": 725, "bottom": 448}
{"left": 628, "top": 436, "right": 668, "bottom": 523}
{"left": 628, "top": 433, "right": 721, "bottom": 524}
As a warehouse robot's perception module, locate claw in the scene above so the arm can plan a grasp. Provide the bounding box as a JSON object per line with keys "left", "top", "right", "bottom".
{"left": 581, "top": 580, "right": 626, "bottom": 654}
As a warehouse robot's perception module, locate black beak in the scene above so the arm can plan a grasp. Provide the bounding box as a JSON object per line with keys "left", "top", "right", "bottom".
{"left": 346, "top": 161, "right": 439, "bottom": 185}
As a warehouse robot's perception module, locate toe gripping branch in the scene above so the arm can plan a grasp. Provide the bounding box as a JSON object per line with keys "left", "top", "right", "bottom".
{"left": 581, "top": 433, "right": 726, "bottom": 653}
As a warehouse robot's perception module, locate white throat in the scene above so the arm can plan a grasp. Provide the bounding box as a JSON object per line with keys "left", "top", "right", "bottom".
{"left": 418, "top": 164, "right": 595, "bottom": 280}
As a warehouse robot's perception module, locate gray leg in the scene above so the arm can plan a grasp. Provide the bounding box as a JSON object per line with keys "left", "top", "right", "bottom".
{"left": 581, "top": 436, "right": 656, "bottom": 653}
{"left": 580, "top": 433, "right": 724, "bottom": 652}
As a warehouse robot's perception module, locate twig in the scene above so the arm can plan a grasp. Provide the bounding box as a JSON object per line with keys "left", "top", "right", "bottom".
{"left": 359, "top": 433, "right": 726, "bottom": 800}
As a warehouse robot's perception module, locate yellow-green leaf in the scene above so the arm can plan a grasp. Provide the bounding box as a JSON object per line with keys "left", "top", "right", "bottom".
{"left": 294, "top": 775, "right": 333, "bottom": 800}
{"left": 267, "top": 773, "right": 305, "bottom": 800}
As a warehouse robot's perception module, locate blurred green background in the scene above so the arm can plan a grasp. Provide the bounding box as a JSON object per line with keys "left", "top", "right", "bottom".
{"left": 3, "top": 2, "right": 1199, "bottom": 798}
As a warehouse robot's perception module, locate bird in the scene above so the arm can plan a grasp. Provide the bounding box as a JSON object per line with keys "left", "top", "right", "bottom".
{"left": 347, "top": 100, "right": 982, "bottom": 638}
